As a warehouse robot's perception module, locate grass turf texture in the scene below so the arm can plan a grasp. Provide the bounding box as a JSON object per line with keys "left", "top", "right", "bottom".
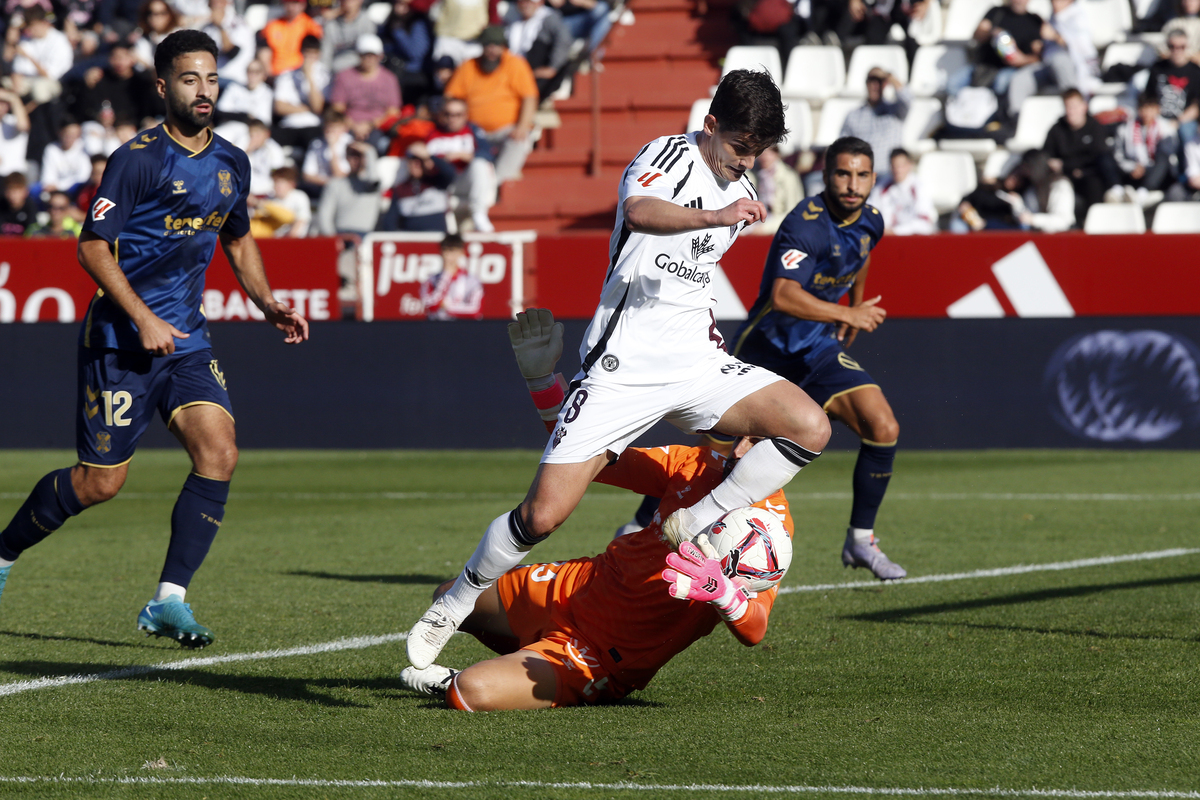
{"left": 0, "top": 448, "right": 1197, "bottom": 800}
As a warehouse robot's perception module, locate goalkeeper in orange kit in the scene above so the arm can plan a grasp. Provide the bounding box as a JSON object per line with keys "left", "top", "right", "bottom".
{"left": 399, "top": 310, "right": 795, "bottom": 710}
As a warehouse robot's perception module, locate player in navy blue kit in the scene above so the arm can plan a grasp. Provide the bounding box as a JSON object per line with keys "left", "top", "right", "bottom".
{"left": 731, "top": 136, "right": 905, "bottom": 580}
{"left": 0, "top": 30, "right": 309, "bottom": 647}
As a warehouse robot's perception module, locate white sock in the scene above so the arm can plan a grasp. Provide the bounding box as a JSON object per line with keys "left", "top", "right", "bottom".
{"left": 683, "top": 438, "right": 819, "bottom": 536}
{"left": 439, "top": 510, "right": 533, "bottom": 622}
{"left": 849, "top": 526, "right": 874, "bottom": 543}
{"left": 0, "top": 556, "right": 15, "bottom": 568}
{"left": 154, "top": 582, "right": 187, "bottom": 602}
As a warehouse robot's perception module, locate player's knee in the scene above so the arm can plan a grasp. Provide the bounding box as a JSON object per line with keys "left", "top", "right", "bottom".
{"left": 518, "top": 503, "right": 560, "bottom": 541}
{"left": 868, "top": 417, "right": 899, "bottom": 445}
{"left": 195, "top": 442, "right": 238, "bottom": 481}
{"left": 794, "top": 402, "right": 832, "bottom": 451}
{"left": 450, "top": 665, "right": 500, "bottom": 711}
{"left": 73, "top": 466, "right": 125, "bottom": 506}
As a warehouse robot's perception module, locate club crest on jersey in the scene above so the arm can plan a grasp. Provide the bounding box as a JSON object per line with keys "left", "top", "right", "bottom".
{"left": 91, "top": 197, "right": 116, "bottom": 221}
{"left": 95, "top": 432, "right": 112, "bottom": 454}
{"left": 781, "top": 249, "right": 807, "bottom": 270}
{"left": 691, "top": 233, "right": 715, "bottom": 260}
{"left": 601, "top": 355, "right": 619, "bottom": 372}
{"left": 218, "top": 170, "right": 233, "bottom": 196}
{"left": 173, "top": 180, "right": 187, "bottom": 195}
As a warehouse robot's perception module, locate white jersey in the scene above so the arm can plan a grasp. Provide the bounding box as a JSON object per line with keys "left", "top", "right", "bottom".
{"left": 578, "top": 132, "right": 758, "bottom": 386}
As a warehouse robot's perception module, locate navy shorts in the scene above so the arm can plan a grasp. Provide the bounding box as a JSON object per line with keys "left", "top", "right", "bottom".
{"left": 76, "top": 347, "right": 234, "bottom": 467}
{"left": 736, "top": 337, "right": 878, "bottom": 410}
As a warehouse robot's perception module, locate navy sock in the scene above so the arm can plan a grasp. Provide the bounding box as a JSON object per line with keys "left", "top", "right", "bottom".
{"left": 160, "top": 474, "right": 230, "bottom": 588}
{"left": 0, "top": 468, "right": 84, "bottom": 562}
{"left": 634, "top": 494, "right": 660, "bottom": 527}
{"left": 850, "top": 442, "right": 897, "bottom": 530}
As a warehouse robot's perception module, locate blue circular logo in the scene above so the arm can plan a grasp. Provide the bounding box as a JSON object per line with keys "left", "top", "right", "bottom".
{"left": 1044, "top": 330, "right": 1200, "bottom": 442}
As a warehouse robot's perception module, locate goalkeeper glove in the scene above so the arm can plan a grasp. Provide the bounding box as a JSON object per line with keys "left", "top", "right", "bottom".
{"left": 661, "top": 534, "right": 750, "bottom": 621}
{"left": 508, "top": 307, "right": 564, "bottom": 384}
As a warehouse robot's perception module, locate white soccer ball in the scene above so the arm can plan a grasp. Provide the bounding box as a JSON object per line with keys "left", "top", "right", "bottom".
{"left": 701, "top": 506, "right": 792, "bottom": 592}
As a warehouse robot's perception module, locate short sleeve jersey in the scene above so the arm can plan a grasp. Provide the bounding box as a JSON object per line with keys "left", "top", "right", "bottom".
{"left": 733, "top": 194, "right": 884, "bottom": 360}
{"left": 578, "top": 133, "right": 758, "bottom": 385}
{"left": 80, "top": 125, "right": 252, "bottom": 353}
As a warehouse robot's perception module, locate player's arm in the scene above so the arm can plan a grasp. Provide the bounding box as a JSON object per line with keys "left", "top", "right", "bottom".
{"left": 78, "top": 232, "right": 189, "bottom": 356}
{"left": 219, "top": 230, "right": 309, "bottom": 344}
{"left": 623, "top": 195, "right": 765, "bottom": 235}
{"left": 662, "top": 536, "right": 774, "bottom": 646}
{"left": 771, "top": 276, "right": 884, "bottom": 341}
{"left": 836, "top": 257, "right": 873, "bottom": 348}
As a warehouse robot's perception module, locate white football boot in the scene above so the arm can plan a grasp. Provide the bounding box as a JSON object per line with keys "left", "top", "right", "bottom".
{"left": 401, "top": 664, "right": 459, "bottom": 696}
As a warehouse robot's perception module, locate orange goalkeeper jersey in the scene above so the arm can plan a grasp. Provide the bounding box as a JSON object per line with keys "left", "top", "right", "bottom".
{"left": 540, "top": 444, "right": 794, "bottom": 693}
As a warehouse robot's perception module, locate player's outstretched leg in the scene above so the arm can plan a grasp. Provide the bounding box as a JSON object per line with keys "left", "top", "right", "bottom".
{"left": 0, "top": 466, "right": 89, "bottom": 612}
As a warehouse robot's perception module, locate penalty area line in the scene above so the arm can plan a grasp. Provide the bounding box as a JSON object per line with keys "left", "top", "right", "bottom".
{"left": 0, "top": 777, "right": 1195, "bottom": 798}
{"left": 779, "top": 548, "right": 1200, "bottom": 594}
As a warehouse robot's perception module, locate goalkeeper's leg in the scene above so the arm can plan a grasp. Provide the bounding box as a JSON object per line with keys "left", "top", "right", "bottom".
{"left": 406, "top": 456, "right": 607, "bottom": 669}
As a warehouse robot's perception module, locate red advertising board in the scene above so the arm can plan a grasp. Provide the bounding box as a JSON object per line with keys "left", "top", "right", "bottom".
{"left": 0, "top": 237, "right": 340, "bottom": 323}
{"left": 361, "top": 232, "right": 537, "bottom": 321}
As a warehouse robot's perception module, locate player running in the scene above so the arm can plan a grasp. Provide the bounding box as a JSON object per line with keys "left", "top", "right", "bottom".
{"left": 0, "top": 30, "right": 309, "bottom": 647}
{"left": 400, "top": 315, "right": 793, "bottom": 710}
{"left": 407, "top": 70, "right": 831, "bottom": 671}
{"left": 730, "top": 136, "right": 904, "bottom": 580}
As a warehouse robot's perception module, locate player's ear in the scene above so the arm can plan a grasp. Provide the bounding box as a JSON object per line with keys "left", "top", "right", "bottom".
{"left": 156, "top": 77, "right": 167, "bottom": 99}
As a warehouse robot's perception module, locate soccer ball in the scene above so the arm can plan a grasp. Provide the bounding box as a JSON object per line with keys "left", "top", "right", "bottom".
{"left": 702, "top": 506, "right": 792, "bottom": 592}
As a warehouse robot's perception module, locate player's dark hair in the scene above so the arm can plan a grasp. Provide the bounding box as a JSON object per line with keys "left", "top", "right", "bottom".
{"left": 708, "top": 69, "right": 788, "bottom": 153}
{"left": 153, "top": 29, "right": 219, "bottom": 79}
{"left": 824, "top": 136, "right": 874, "bottom": 174}
{"left": 441, "top": 233, "right": 466, "bottom": 251}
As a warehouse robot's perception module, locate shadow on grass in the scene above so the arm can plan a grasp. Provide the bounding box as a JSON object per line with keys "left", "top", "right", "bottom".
{"left": 843, "top": 573, "right": 1200, "bottom": 642}
{"left": 287, "top": 570, "right": 449, "bottom": 585}
{"left": 0, "top": 630, "right": 143, "bottom": 648}
{"left": 0, "top": 659, "right": 401, "bottom": 707}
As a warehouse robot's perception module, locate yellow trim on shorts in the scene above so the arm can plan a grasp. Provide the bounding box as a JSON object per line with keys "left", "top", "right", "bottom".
{"left": 821, "top": 383, "right": 881, "bottom": 412}
{"left": 78, "top": 456, "right": 133, "bottom": 469}
{"left": 167, "top": 401, "right": 235, "bottom": 430}
{"left": 731, "top": 300, "right": 774, "bottom": 358}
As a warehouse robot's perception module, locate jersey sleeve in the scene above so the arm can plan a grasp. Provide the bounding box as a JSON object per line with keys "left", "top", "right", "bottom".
{"left": 763, "top": 207, "right": 826, "bottom": 287}
{"left": 621, "top": 136, "right": 695, "bottom": 203}
{"left": 221, "top": 149, "right": 253, "bottom": 238}
{"left": 593, "top": 446, "right": 677, "bottom": 498}
{"left": 81, "top": 145, "right": 156, "bottom": 242}
{"left": 725, "top": 587, "right": 776, "bottom": 646}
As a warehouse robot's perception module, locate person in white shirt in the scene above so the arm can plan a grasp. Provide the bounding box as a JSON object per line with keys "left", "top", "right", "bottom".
{"left": 302, "top": 112, "right": 352, "bottom": 191}
{"left": 198, "top": 0, "right": 257, "bottom": 86}
{"left": 273, "top": 35, "right": 330, "bottom": 155}
{"left": 874, "top": 148, "right": 937, "bottom": 235}
{"left": 249, "top": 166, "right": 313, "bottom": 238}
{"left": 245, "top": 119, "right": 289, "bottom": 197}
{"left": 406, "top": 69, "right": 833, "bottom": 673}
{"left": 214, "top": 59, "right": 275, "bottom": 147}
{"left": 4, "top": 7, "right": 74, "bottom": 103}
{"left": 0, "top": 88, "right": 31, "bottom": 177}
{"left": 41, "top": 119, "right": 91, "bottom": 193}
{"left": 421, "top": 233, "right": 484, "bottom": 319}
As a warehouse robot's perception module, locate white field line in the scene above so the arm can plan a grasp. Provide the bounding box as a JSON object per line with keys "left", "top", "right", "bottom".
{"left": 5, "top": 491, "right": 1200, "bottom": 502}
{"left": 0, "top": 776, "right": 1195, "bottom": 797}
{"left": 778, "top": 548, "right": 1200, "bottom": 595}
{"left": 2, "top": 548, "right": 1197, "bottom": 700}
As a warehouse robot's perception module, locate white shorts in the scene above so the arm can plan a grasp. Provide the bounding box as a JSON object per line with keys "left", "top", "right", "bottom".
{"left": 541, "top": 351, "right": 784, "bottom": 464}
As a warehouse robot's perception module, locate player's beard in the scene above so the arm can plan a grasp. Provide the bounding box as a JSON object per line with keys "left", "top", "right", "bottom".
{"left": 169, "top": 94, "right": 215, "bottom": 133}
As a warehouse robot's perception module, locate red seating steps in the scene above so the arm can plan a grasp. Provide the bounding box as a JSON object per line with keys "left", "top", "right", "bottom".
{"left": 491, "top": 0, "right": 737, "bottom": 233}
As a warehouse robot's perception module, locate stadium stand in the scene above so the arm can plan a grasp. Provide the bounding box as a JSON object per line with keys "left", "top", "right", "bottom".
{"left": 842, "top": 45, "right": 910, "bottom": 99}
{"left": 1150, "top": 201, "right": 1200, "bottom": 232}
{"left": 781, "top": 45, "right": 845, "bottom": 105}
{"left": 918, "top": 149, "right": 978, "bottom": 214}
{"left": 1084, "top": 201, "right": 1148, "bottom": 233}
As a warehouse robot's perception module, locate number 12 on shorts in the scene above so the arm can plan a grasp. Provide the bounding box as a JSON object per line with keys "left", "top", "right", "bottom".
{"left": 100, "top": 390, "right": 133, "bottom": 427}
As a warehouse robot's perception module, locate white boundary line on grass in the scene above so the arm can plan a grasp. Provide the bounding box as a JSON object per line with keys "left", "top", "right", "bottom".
{"left": 0, "top": 776, "right": 1196, "bottom": 797}
{"left": 2, "top": 548, "right": 1197, "bottom": 699}
{"left": 5, "top": 491, "right": 1200, "bottom": 502}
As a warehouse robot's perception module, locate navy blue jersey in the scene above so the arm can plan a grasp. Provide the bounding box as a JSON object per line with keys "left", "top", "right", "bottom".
{"left": 733, "top": 194, "right": 884, "bottom": 359}
{"left": 80, "top": 125, "right": 252, "bottom": 353}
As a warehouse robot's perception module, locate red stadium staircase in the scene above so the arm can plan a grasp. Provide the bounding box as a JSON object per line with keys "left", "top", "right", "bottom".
{"left": 490, "top": 0, "right": 737, "bottom": 234}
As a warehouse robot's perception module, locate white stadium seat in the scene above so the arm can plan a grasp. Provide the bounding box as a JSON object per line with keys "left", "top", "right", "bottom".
{"left": 687, "top": 98, "right": 709, "bottom": 133}
{"left": 376, "top": 156, "right": 402, "bottom": 193}
{"left": 939, "top": 138, "right": 999, "bottom": 158}
{"left": 813, "top": 97, "right": 862, "bottom": 147}
{"left": 1151, "top": 202, "right": 1200, "bottom": 233}
{"left": 368, "top": 2, "right": 392, "bottom": 24}
{"left": 843, "top": 45, "right": 909, "bottom": 98}
{"left": 1089, "top": 94, "right": 1119, "bottom": 114}
{"left": 1084, "top": 0, "right": 1130, "bottom": 49}
{"left": 1006, "top": 95, "right": 1065, "bottom": 152}
{"left": 917, "top": 150, "right": 978, "bottom": 215}
{"left": 1083, "top": 203, "right": 1146, "bottom": 233}
{"left": 982, "top": 149, "right": 1020, "bottom": 181}
{"left": 902, "top": 97, "right": 943, "bottom": 156}
{"left": 942, "top": 0, "right": 1000, "bottom": 41}
{"left": 722, "top": 46, "right": 784, "bottom": 87}
{"left": 782, "top": 46, "right": 845, "bottom": 104}
{"left": 1101, "top": 40, "right": 1158, "bottom": 72}
{"left": 779, "top": 99, "right": 814, "bottom": 156}
{"left": 243, "top": 3, "right": 270, "bottom": 33}
{"left": 909, "top": 43, "right": 970, "bottom": 97}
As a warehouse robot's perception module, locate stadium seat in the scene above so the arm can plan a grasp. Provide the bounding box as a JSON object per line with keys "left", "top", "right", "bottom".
{"left": 376, "top": 156, "right": 402, "bottom": 198}
{"left": 813, "top": 97, "right": 861, "bottom": 147}
{"left": 721, "top": 46, "right": 784, "bottom": 87}
{"left": 243, "top": 3, "right": 269, "bottom": 33}
{"left": 939, "top": 138, "right": 999, "bottom": 158}
{"left": 1150, "top": 202, "right": 1200, "bottom": 233}
{"left": 1084, "top": 0, "right": 1130, "bottom": 49}
{"left": 687, "top": 98, "right": 709, "bottom": 133}
{"left": 908, "top": 0, "right": 944, "bottom": 46}
{"left": 982, "top": 148, "right": 1020, "bottom": 181}
{"left": 368, "top": 2, "right": 391, "bottom": 24}
{"left": 843, "top": 45, "right": 909, "bottom": 98}
{"left": 779, "top": 99, "right": 814, "bottom": 156}
{"left": 942, "top": 0, "right": 1000, "bottom": 41}
{"left": 1006, "top": 95, "right": 1065, "bottom": 152}
{"left": 1094, "top": 41, "right": 1157, "bottom": 95}
{"left": 1028, "top": 0, "right": 1052, "bottom": 19}
{"left": 1089, "top": 94, "right": 1119, "bottom": 114}
{"left": 1083, "top": 202, "right": 1146, "bottom": 233}
{"left": 902, "top": 97, "right": 942, "bottom": 156}
{"left": 782, "top": 46, "right": 845, "bottom": 105}
{"left": 917, "top": 150, "right": 978, "bottom": 215}
{"left": 909, "top": 43, "right": 970, "bottom": 97}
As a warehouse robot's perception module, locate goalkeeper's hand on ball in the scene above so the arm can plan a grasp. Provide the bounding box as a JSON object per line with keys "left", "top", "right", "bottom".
{"left": 508, "top": 308, "right": 564, "bottom": 383}
{"left": 661, "top": 534, "right": 751, "bottom": 621}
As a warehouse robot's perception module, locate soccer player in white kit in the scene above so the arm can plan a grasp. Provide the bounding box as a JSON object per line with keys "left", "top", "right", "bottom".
{"left": 407, "top": 70, "right": 832, "bottom": 670}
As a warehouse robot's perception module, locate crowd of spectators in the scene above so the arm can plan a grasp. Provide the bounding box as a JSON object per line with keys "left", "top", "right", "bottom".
{"left": 742, "top": 0, "right": 1200, "bottom": 235}
{"left": 0, "top": 0, "right": 614, "bottom": 274}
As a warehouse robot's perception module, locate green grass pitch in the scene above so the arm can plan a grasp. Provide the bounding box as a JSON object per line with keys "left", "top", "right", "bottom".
{"left": 0, "top": 448, "right": 1197, "bottom": 799}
